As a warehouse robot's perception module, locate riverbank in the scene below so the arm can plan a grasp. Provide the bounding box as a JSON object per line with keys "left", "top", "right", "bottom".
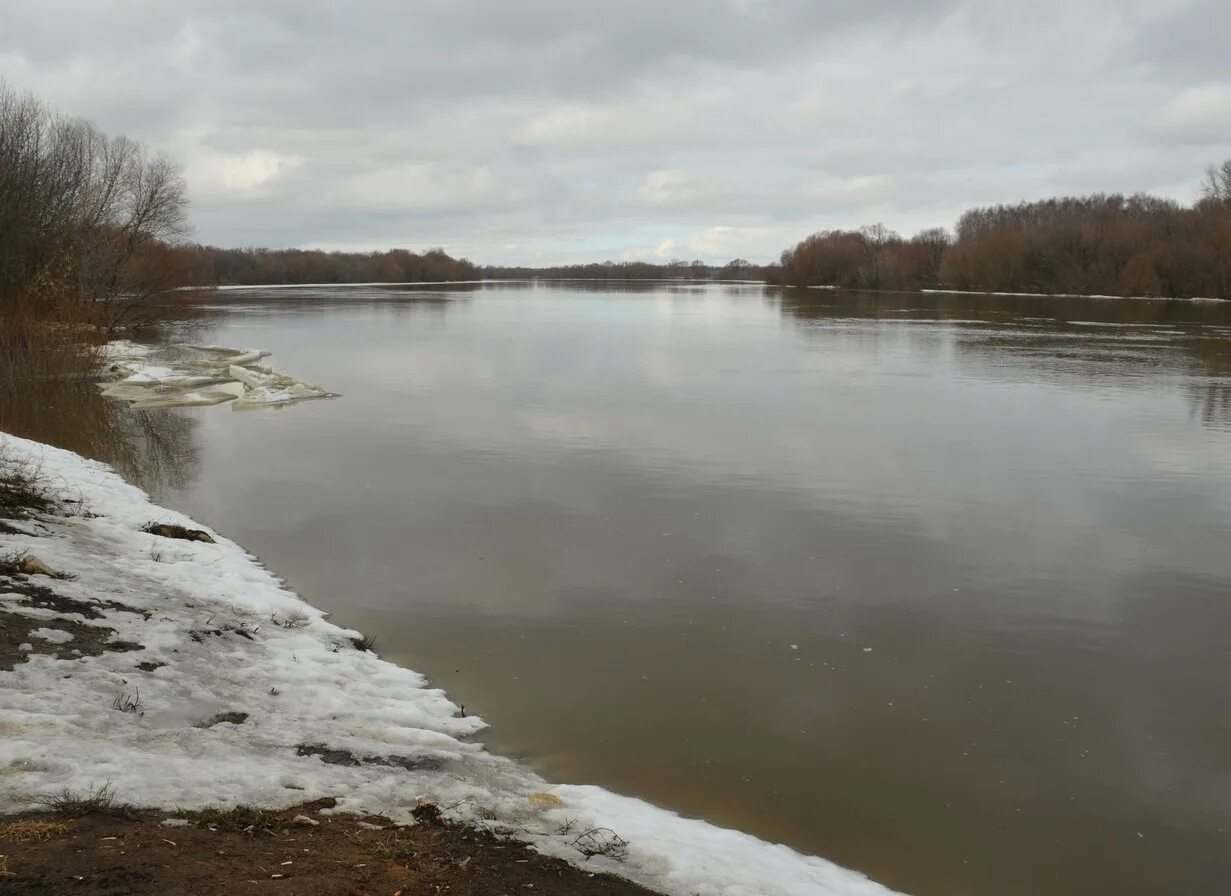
{"left": 0, "top": 431, "right": 900, "bottom": 896}
{"left": 0, "top": 800, "right": 650, "bottom": 895}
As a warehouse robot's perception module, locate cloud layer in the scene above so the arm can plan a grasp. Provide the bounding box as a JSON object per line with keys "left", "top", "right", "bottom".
{"left": 3, "top": 0, "right": 1229, "bottom": 264}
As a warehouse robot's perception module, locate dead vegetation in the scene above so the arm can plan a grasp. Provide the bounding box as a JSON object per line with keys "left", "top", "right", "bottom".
{"left": 271, "top": 607, "right": 310, "bottom": 629}
{"left": 0, "top": 456, "right": 54, "bottom": 532}
{"left": 0, "top": 821, "right": 67, "bottom": 844}
{"left": 141, "top": 522, "right": 214, "bottom": 543}
{"left": 28, "top": 783, "right": 132, "bottom": 820}
{"left": 572, "top": 827, "right": 631, "bottom": 861}
{"left": 111, "top": 686, "right": 142, "bottom": 714}
{"left": 187, "top": 621, "right": 257, "bottom": 643}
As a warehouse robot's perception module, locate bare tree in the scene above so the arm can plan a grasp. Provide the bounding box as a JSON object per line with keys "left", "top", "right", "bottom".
{"left": 0, "top": 81, "right": 188, "bottom": 340}
{"left": 1203, "top": 160, "right": 1231, "bottom": 204}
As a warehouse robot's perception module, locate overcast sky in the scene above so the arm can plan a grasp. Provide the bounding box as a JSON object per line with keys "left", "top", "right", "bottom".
{"left": 3, "top": 1, "right": 1230, "bottom": 265}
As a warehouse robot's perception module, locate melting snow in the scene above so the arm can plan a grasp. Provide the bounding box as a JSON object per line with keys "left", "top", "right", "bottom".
{"left": 29, "top": 628, "right": 74, "bottom": 644}
{"left": 0, "top": 432, "right": 902, "bottom": 896}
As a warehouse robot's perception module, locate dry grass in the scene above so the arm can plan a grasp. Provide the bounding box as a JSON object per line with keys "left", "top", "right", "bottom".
{"left": 112, "top": 686, "right": 142, "bottom": 714}
{"left": 0, "top": 454, "right": 55, "bottom": 527}
{"left": 0, "top": 820, "right": 68, "bottom": 843}
{"left": 272, "top": 607, "right": 310, "bottom": 629}
{"left": 571, "top": 827, "right": 630, "bottom": 860}
{"left": 29, "top": 782, "right": 126, "bottom": 818}
{"left": 370, "top": 833, "right": 418, "bottom": 861}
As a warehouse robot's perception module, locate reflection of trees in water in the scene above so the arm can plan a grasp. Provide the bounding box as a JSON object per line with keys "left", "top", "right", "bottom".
{"left": 1180, "top": 337, "right": 1231, "bottom": 427}
{"left": 776, "top": 288, "right": 1231, "bottom": 427}
{"left": 1, "top": 382, "right": 200, "bottom": 500}
{"left": 1187, "top": 380, "right": 1231, "bottom": 427}
{"left": 776, "top": 287, "right": 1231, "bottom": 327}
{"left": 159, "top": 285, "right": 477, "bottom": 327}
{"left": 489, "top": 280, "right": 723, "bottom": 296}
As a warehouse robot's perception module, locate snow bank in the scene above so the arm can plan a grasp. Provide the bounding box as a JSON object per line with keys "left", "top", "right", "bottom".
{"left": 0, "top": 432, "right": 902, "bottom": 896}
{"left": 102, "top": 343, "right": 336, "bottom": 410}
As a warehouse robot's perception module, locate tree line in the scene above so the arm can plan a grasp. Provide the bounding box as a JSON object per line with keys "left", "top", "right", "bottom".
{"left": 775, "top": 163, "right": 1231, "bottom": 299}
{"left": 480, "top": 258, "right": 765, "bottom": 281}
{"left": 160, "top": 244, "right": 478, "bottom": 286}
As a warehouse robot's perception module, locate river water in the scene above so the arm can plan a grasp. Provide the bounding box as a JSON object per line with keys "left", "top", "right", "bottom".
{"left": 6, "top": 282, "right": 1231, "bottom": 895}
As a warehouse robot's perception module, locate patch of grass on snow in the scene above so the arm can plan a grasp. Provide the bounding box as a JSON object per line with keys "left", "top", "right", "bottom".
{"left": 111, "top": 686, "right": 142, "bottom": 714}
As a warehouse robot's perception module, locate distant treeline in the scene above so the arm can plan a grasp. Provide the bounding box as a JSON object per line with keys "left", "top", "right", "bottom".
{"left": 162, "top": 245, "right": 479, "bottom": 286}
{"left": 775, "top": 161, "right": 1231, "bottom": 299}
{"left": 481, "top": 258, "right": 766, "bottom": 281}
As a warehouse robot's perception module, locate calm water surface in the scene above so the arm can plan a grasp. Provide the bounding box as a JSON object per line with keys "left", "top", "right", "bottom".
{"left": 8, "top": 283, "right": 1231, "bottom": 895}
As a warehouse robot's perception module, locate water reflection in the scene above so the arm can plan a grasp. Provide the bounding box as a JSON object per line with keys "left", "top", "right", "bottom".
{"left": 0, "top": 381, "right": 199, "bottom": 499}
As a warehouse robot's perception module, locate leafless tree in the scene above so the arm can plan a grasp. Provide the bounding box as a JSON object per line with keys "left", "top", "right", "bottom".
{"left": 0, "top": 81, "right": 188, "bottom": 348}
{"left": 1203, "top": 160, "right": 1231, "bottom": 204}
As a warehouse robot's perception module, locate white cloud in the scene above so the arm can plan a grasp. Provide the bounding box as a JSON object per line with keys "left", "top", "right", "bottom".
{"left": 338, "top": 164, "right": 527, "bottom": 213}
{"left": 685, "top": 226, "right": 792, "bottom": 260}
{"left": 620, "top": 237, "right": 679, "bottom": 262}
{"left": 1148, "top": 82, "right": 1231, "bottom": 145}
{"left": 193, "top": 150, "right": 304, "bottom": 196}
{"left": 801, "top": 175, "right": 890, "bottom": 201}
{"left": 635, "top": 170, "right": 708, "bottom": 208}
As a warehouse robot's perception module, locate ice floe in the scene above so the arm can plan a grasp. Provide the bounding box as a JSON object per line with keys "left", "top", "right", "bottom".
{"left": 101, "top": 342, "right": 336, "bottom": 410}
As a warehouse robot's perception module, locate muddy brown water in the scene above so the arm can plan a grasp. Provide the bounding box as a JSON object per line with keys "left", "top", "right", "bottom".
{"left": 5, "top": 283, "right": 1231, "bottom": 895}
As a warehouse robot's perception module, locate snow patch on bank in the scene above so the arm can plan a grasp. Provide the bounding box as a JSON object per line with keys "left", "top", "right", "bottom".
{"left": 101, "top": 343, "right": 337, "bottom": 410}
{"left": 0, "top": 432, "right": 902, "bottom": 896}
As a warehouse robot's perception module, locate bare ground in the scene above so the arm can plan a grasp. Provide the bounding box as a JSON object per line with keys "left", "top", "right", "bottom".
{"left": 0, "top": 801, "right": 659, "bottom": 896}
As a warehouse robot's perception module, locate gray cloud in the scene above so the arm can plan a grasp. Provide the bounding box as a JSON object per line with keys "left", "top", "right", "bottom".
{"left": 2, "top": 0, "right": 1228, "bottom": 264}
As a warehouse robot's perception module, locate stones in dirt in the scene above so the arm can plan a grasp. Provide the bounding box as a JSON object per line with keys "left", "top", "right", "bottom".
{"left": 142, "top": 523, "right": 215, "bottom": 543}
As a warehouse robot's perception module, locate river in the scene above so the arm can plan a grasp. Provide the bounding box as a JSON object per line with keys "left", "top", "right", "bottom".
{"left": 6, "top": 282, "right": 1230, "bottom": 895}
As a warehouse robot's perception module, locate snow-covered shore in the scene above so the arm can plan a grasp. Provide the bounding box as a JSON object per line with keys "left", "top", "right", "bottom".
{"left": 0, "top": 431, "right": 902, "bottom": 896}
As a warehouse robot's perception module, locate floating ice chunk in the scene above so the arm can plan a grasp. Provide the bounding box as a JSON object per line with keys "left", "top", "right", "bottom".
{"left": 229, "top": 364, "right": 337, "bottom": 408}
{"left": 121, "top": 365, "right": 176, "bottom": 384}
{"left": 101, "top": 340, "right": 152, "bottom": 362}
{"left": 188, "top": 346, "right": 270, "bottom": 369}
{"left": 99, "top": 342, "right": 333, "bottom": 413}
{"left": 130, "top": 383, "right": 246, "bottom": 410}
